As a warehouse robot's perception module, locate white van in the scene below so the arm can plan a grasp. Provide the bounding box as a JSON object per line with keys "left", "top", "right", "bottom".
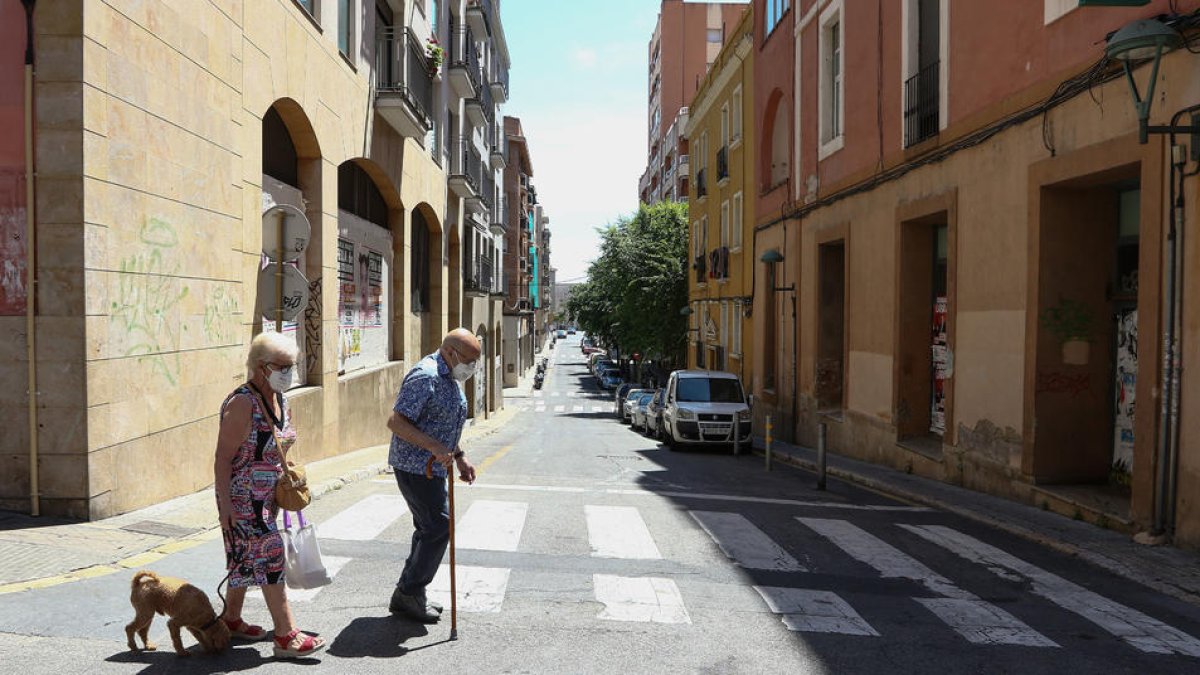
{"left": 660, "top": 370, "right": 751, "bottom": 451}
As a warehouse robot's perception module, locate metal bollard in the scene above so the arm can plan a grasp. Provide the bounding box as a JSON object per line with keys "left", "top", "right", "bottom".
{"left": 765, "top": 415, "right": 773, "bottom": 472}
{"left": 733, "top": 410, "right": 741, "bottom": 457}
{"left": 816, "top": 422, "right": 827, "bottom": 490}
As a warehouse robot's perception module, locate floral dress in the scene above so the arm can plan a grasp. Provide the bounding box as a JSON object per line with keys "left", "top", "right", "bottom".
{"left": 218, "top": 384, "right": 297, "bottom": 588}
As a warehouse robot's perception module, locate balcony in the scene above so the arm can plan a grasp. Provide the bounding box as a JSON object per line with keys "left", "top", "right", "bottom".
{"left": 904, "top": 60, "right": 940, "bottom": 148}
{"left": 465, "top": 78, "right": 495, "bottom": 129}
{"left": 716, "top": 146, "right": 729, "bottom": 184}
{"left": 449, "top": 140, "right": 483, "bottom": 200}
{"left": 678, "top": 154, "right": 689, "bottom": 178}
{"left": 374, "top": 28, "right": 434, "bottom": 139}
{"left": 490, "top": 195, "right": 507, "bottom": 235}
{"left": 490, "top": 57, "right": 509, "bottom": 103}
{"left": 449, "top": 25, "right": 482, "bottom": 100}
{"left": 696, "top": 167, "right": 707, "bottom": 199}
{"left": 466, "top": 0, "right": 492, "bottom": 38}
{"left": 464, "top": 253, "right": 494, "bottom": 296}
{"left": 471, "top": 169, "right": 495, "bottom": 216}
{"left": 490, "top": 140, "right": 506, "bottom": 170}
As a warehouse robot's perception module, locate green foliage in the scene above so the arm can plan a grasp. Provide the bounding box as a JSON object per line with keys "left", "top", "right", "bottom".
{"left": 566, "top": 201, "right": 689, "bottom": 364}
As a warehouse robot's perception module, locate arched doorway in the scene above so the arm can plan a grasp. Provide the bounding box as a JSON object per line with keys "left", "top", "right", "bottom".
{"left": 412, "top": 203, "right": 442, "bottom": 356}
{"left": 262, "top": 100, "right": 322, "bottom": 385}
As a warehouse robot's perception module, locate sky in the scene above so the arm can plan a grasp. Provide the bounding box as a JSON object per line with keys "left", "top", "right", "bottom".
{"left": 499, "top": 0, "right": 663, "bottom": 284}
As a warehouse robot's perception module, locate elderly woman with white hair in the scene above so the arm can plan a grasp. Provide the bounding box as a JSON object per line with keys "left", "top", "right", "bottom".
{"left": 213, "top": 331, "right": 325, "bottom": 659}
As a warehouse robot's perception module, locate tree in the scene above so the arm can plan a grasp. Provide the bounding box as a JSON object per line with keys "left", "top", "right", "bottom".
{"left": 567, "top": 201, "right": 689, "bottom": 365}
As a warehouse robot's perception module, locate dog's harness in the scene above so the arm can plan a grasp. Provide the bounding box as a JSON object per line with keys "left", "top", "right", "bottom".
{"left": 199, "top": 614, "right": 222, "bottom": 631}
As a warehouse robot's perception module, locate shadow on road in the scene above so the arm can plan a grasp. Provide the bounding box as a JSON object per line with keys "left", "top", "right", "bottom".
{"left": 326, "top": 615, "right": 436, "bottom": 659}
{"left": 104, "top": 643, "right": 269, "bottom": 674}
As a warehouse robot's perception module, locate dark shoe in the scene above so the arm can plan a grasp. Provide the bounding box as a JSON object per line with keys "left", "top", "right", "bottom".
{"left": 390, "top": 588, "right": 440, "bottom": 623}
{"left": 417, "top": 592, "right": 443, "bottom": 614}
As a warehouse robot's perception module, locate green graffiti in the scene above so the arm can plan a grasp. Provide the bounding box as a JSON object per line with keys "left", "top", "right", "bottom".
{"left": 110, "top": 217, "right": 187, "bottom": 384}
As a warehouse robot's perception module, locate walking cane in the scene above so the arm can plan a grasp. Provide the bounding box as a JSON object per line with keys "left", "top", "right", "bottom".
{"left": 448, "top": 465, "right": 459, "bottom": 640}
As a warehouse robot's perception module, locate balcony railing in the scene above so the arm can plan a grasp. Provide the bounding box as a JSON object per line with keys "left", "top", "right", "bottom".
{"left": 678, "top": 154, "right": 690, "bottom": 179}
{"left": 490, "top": 55, "right": 509, "bottom": 102}
{"left": 904, "top": 60, "right": 940, "bottom": 148}
{"left": 465, "top": 253, "right": 494, "bottom": 294}
{"left": 374, "top": 27, "right": 434, "bottom": 137}
{"left": 490, "top": 195, "right": 507, "bottom": 234}
{"left": 716, "top": 146, "right": 729, "bottom": 182}
{"left": 466, "top": 0, "right": 493, "bottom": 37}
{"left": 480, "top": 169, "right": 495, "bottom": 211}
{"left": 467, "top": 78, "right": 495, "bottom": 128}
{"left": 696, "top": 168, "right": 707, "bottom": 198}
{"left": 450, "top": 25, "right": 482, "bottom": 96}
{"left": 450, "top": 140, "right": 483, "bottom": 198}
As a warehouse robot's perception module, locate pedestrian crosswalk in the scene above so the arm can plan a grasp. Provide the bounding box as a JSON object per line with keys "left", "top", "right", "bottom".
{"left": 274, "top": 489, "right": 1200, "bottom": 657}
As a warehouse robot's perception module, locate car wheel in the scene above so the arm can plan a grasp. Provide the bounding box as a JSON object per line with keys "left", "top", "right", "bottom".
{"left": 664, "top": 427, "right": 679, "bottom": 451}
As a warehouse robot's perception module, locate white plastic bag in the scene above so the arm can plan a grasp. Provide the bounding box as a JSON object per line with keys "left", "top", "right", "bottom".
{"left": 282, "top": 511, "right": 332, "bottom": 590}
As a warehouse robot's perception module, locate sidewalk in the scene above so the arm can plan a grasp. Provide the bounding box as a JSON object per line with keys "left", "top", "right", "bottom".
{"left": 753, "top": 436, "right": 1200, "bottom": 608}
{"left": 0, "top": 387, "right": 524, "bottom": 594}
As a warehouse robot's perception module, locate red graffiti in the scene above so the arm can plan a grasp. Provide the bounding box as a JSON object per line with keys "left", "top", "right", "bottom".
{"left": 1036, "top": 371, "right": 1091, "bottom": 397}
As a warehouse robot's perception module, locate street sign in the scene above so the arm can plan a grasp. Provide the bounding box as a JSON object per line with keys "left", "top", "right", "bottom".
{"left": 262, "top": 203, "right": 310, "bottom": 262}
{"left": 258, "top": 262, "right": 309, "bottom": 322}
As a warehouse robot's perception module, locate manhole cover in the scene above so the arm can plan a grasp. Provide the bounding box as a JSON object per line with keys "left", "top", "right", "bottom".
{"left": 120, "top": 521, "right": 201, "bottom": 538}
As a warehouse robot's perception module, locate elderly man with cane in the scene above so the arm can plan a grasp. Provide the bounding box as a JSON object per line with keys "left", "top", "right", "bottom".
{"left": 386, "top": 328, "right": 479, "bottom": 629}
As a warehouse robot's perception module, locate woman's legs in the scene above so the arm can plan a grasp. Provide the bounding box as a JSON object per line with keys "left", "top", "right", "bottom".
{"left": 261, "top": 583, "right": 296, "bottom": 637}
{"left": 222, "top": 586, "right": 247, "bottom": 622}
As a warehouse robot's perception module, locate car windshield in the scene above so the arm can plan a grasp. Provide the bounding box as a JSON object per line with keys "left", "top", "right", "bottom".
{"left": 676, "top": 377, "right": 745, "bottom": 403}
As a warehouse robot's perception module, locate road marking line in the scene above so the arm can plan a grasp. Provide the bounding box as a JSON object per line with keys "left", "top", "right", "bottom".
{"left": 754, "top": 587, "right": 879, "bottom": 635}
{"left": 246, "top": 556, "right": 351, "bottom": 603}
{"left": 462, "top": 483, "right": 929, "bottom": 511}
{"left": 572, "top": 405, "right": 583, "bottom": 412}
{"left": 428, "top": 565, "right": 510, "bottom": 613}
{"left": 320, "top": 494, "right": 408, "bottom": 541}
{"left": 118, "top": 551, "right": 167, "bottom": 569}
{"left": 594, "top": 574, "right": 691, "bottom": 624}
{"left": 586, "top": 505, "right": 661, "bottom": 559}
{"left": 592, "top": 405, "right": 607, "bottom": 413}
{"left": 691, "top": 511, "right": 806, "bottom": 571}
{"left": 554, "top": 405, "right": 565, "bottom": 412}
{"left": 476, "top": 444, "right": 513, "bottom": 476}
{"left": 903, "top": 524, "right": 1200, "bottom": 656}
{"left": 457, "top": 500, "right": 527, "bottom": 551}
{"left": 800, "top": 518, "right": 1054, "bottom": 646}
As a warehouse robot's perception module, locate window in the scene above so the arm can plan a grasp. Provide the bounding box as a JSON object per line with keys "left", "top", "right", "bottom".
{"left": 1044, "top": 0, "right": 1077, "bottom": 25}
{"left": 297, "top": 0, "right": 317, "bottom": 16}
{"left": 766, "top": 0, "right": 792, "bottom": 37}
{"left": 339, "top": 0, "right": 354, "bottom": 57}
{"left": 731, "top": 85, "right": 743, "bottom": 144}
{"left": 411, "top": 209, "right": 431, "bottom": 312}
{"left": 693, "top": 220, "right": 704, "bottom": 259}
{"left": 677, "top": 377, "right": 745, "bottom": 403}
{"left": 707, "top": 28, "right": 723, "bottom": 43}
{"left": 720, "top": 200, "right": 730, "bottom": 248}
{"left": 732, "top": 303, "right": 743, "bottom": 356}
{"left": 732, "top": 191, "right": 743, "bottom": 250}
{"left": 819, "top": 3, "right": 845, "bottom": 154}
{"left": 721, "top": 104, "right": 729, "bottom": 147}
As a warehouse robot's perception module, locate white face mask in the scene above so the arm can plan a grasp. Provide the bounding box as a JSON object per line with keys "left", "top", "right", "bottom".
{"left": 266, "top": 365, "right": 295, "bottom": 392}
{"left": 451, "top": 360, "right": 478, "bottom": 382}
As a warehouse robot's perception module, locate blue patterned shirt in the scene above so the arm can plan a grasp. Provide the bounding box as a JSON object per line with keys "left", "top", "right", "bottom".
{"left": 389, "top": 351, "right": 468, "bottom": 478}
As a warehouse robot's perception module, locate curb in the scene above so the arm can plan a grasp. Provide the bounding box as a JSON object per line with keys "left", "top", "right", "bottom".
{"left": 755, "top": 446, "right": 1200, "bottom": 609}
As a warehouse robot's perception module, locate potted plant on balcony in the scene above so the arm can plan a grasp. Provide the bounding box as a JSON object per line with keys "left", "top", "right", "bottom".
{"left": 425, "top": 37, "right": 444, "bottom": 77}
{"left": 1041, "top": 298, "right": 1094, "bottom": 366}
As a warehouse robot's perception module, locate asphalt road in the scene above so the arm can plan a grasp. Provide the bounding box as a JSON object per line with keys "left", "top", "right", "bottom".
{"left": 2, "top": 334, "right": 1200, "bottom": 674}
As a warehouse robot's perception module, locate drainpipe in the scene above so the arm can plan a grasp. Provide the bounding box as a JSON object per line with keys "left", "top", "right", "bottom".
{"left": 22, "top": 0, "right": 39, "bottom": 517}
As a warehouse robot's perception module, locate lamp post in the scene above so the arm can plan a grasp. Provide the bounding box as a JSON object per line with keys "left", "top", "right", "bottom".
{"left": 1105, "top": 18, "right": 1189, "bottom": 143}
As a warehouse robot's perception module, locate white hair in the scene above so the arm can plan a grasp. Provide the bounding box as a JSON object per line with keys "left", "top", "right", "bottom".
{"left": 246, "top": 332, "right": 300, "bottom": 379}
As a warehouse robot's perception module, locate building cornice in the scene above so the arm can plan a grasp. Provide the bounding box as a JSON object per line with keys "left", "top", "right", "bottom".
{"left": 686, "top": 17, "right": 753, "bottom": 137}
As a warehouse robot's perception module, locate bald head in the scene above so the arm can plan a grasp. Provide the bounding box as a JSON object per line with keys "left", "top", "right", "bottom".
{"left": 441, "top": 328, "right": 481, "bottom": 362}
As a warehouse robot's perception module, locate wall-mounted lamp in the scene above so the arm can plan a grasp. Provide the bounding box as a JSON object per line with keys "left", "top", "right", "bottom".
{"left": 760, "top": 249, "right": 785, "bottom": 264}
{"left": 1106, "top": 17, "right": 1195, "bottom": 144}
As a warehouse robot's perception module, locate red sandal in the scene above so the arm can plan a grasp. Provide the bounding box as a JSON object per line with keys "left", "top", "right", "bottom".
{"left": 273, "top": 629, "right": 326, "bottom": 659}
{"left": 223, "top": 617, "right": 267, "bottom": 640}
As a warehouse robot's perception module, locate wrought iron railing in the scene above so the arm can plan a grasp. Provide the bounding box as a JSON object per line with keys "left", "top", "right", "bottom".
{"left": 375, "top": 27, "right": 434, "bottom": 127}
{"left": 490, "top": 54, "right": 509, "bottom": 97}
{"left": 470, "top": 78, "right": 495, "bottom": 126}
{"left": 465, "top": 253, "right": 494, "bottom": 293}
{"left": 903, "top": 60, "right": 940, "bottom": 148}
{"left": 450, "top": 25, "right": 482, "bottom": 94}
{"left": 491, "top": 195, "right": 507, "bottom": 231}
{"left": 480, "top": 169, "right": 495, "bottom": 210}
{"left": 452, "top": 140, "right": 483, "bottom": 194}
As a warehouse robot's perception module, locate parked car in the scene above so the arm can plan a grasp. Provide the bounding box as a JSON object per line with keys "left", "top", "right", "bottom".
{"left": 600, "top": 371, "right": 624, "bottom": 390}
{"left": 619, "top": 388, "right": 651, "bottom": 423}
{"left": 660, "top": 370, "right": 751, "bottom": 451}
{"left": 644, "top": 389, "right": 666, "bottom": 438}
{"left": 596, "top": 365, "right": 620, "bottom": 388}
{"left": 614, "top": 384, "right": 637, "bottom": 419}
{"left": 556, "top": 329, "right": 566, "bottom": 339}
{"left": 588, "top": 353, "right": 611, "bottom": 374}
{"left": 567, "top": 327, "right": 576, "bottom": 334}
{"left": 631, "top": 392, "right": 656, "bottom": 432}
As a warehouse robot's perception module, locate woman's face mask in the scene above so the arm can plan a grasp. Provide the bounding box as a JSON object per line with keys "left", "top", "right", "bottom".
{"left": 264, "top": 363, "right": 295, "bottom": 391}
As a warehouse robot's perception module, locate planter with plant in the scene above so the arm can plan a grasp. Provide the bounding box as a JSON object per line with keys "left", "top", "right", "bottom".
{"left": 426, "top": 37, "right": 444, "bottom": 77}
{"left": 1041, "top": 298, "right": 1094, "bottom": 365}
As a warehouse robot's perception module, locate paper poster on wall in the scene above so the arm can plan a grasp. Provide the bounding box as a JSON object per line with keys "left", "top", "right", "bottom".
{"left": 1113, "top": 308, "right": 1137, "bottom": 472}
{"left": 336, "top": 225, "right": 390, "bottom": 373}
{"left": 930, "top": 296, "right": 949, "bottom": 435}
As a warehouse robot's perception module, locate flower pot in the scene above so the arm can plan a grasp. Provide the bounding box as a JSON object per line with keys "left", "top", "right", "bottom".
{"left": 1062, "top": 339, "right": 1089, "bottom": 366}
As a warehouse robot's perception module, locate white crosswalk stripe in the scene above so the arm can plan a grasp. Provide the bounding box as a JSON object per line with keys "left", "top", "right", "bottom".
{"left": 457, "top": 500, "right": 528, "bottom": 551}
{"left": 903, "top": 524, "right": 1200, "bottom": 655}
{"left": 754, "top": 587, "right": 879, "bottom": 636}
{"left": 799, "top": 518, "right": 1055, "bottom": 646}
{"left": 594, "top": 574, "right": 691, "bottom": 624}
{"left": 691, "top": 511, "right": 806, "bottom": 571}
{"left": 319, "top": 494, "right": 408, "bottom": 541}
{"left": 554, "top": 404, "right": 565, "bottom": 412}
{"left": 427, "top": 565, "right": 510, "bottom": 613}
{"left": 572, "top": 405, "right": 584, "bottom": 412}
{"left": 586, "top": 505, "right": 661, "bottom": 559}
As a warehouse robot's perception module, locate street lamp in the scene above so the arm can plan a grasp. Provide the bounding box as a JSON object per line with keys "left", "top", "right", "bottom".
{"left": 760, "top": 249, "right": 785, "bottom": 264}
{"left": 1105, "top": 17, "right": 1190, "bottom": 143}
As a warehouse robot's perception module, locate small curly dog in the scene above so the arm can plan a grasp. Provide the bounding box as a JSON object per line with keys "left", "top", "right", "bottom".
{"left": 125, "top": 570, "right": 231, "bottom": 656}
